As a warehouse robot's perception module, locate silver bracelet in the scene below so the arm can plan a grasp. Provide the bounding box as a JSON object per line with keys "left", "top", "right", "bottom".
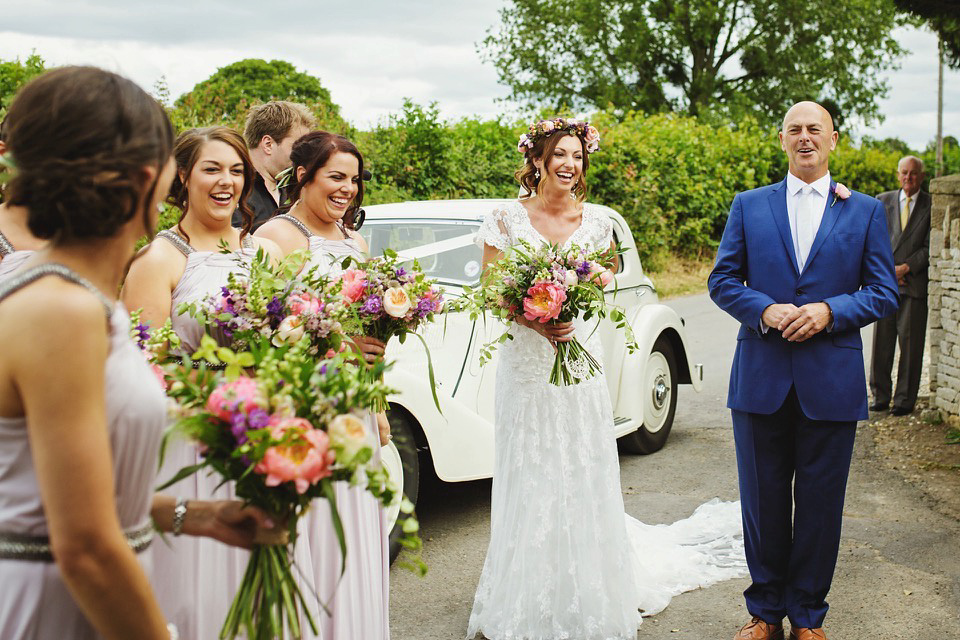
{"left": 172, "top": 498, "right": 188, "bottom": 536}
{"left": 167, "top": 623, "right": 180, "bottom": 640}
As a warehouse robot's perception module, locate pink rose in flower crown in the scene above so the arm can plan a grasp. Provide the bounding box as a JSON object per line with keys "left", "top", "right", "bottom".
{"left": 255, "top": 417, "right": 335, "bottom": 494}
{"left": 339, "top": 269, "right": 368, "bottom": 303}
{"left": 523, "top": 282, "right": 567, "bottom": 323}
{"left": 541, "top": 119, "right": 555, "bottom": 132}
{"left": 206, "top": 376, "right": 267, "bottom": 422}
{"left": 287, "top": 292, "right": 322, "bottom": 316}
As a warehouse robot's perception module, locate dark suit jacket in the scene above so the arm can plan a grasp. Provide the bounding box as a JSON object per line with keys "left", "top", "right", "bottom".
{"left": 709, "top": 178, "right": 899, "bottom": 421}
{"left": 877, "top": 189, "right": 931, "bottom": 299}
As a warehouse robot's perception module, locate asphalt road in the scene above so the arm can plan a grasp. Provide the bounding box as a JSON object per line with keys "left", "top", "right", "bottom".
{"left": 389, "top": 293, "right": 960, "bottom": 640}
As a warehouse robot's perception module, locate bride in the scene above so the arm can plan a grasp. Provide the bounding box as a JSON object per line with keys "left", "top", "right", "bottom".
{"left": 467, "top": 118, "right": 746, "bottom": 640}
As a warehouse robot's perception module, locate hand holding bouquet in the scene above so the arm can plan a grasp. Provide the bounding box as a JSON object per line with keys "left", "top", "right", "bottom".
{"left": 461, "top": 240, "right": 636, "bottom": 385}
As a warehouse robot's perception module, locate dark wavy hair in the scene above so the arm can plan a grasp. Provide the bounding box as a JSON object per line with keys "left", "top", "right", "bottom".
{"left": 167, "top": 126, "right": 255, "bottom": 240}
{"left": 516, "top": 130, "right": 589, "bottom": 203}
{"left": 5, "top": 66, "right": 174, "bottom": 240}
{"left": 286, "top": 132, "right": 365, "bottom": 230}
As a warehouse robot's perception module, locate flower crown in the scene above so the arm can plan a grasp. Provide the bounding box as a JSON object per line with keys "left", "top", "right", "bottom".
{"left": 517, "top": 118, "right": 600, "bottom": 156}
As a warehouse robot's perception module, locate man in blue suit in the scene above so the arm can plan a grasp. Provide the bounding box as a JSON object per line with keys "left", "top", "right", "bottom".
{"left": 709, "top": 101, "right": 898, "bottom": 640}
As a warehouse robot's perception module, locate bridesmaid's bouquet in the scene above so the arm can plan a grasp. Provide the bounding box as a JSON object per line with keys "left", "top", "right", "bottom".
{"left": 159, "top": 339, "right": 419, "bottom": 640}
{"left": 332, "top": 249, "right": 445, "bottom": 412}
{"left": 180, "top": 249, "right": 350, "bottom": 359}
{"left": 460, "top": 240, "right": 636, "bottom": 385}
{"left": 129, "top": 310, "right": 181, "bottom": 390}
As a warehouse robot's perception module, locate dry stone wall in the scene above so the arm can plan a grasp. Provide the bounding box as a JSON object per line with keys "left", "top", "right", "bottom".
{"left": 927, "top": 174, "right": 960, "bottom": 416}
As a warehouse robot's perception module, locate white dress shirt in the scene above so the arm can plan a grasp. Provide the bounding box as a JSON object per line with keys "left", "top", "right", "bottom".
{"left": 786, "top": 171, "right": 831, "bottom": 273}
{"left": 898, "top": 189, "right": 918, "bottom": 218}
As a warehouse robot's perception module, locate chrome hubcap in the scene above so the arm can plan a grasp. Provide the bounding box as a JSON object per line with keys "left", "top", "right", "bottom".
{"left": 653, "top": 376, "right": 668, "bottom": 409}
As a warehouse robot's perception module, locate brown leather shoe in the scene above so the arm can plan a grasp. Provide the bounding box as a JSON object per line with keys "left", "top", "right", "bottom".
{"left": 789, "top": 628, "right": 827, "bottom": 640}
{"left": 734, "top": 616, "right": 784, "bottom": 640}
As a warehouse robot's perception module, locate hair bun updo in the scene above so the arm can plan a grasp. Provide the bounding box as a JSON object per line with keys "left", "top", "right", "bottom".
{"left": 5, "top": 66, "right": 174, "bottom": 241}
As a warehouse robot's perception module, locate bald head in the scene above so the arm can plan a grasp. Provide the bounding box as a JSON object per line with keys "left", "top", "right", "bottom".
{"left": 779, "top": 101, "right": 839, "bottom": 183}
{"left": 781, "top": 101, "right": 834, "bottom": 135}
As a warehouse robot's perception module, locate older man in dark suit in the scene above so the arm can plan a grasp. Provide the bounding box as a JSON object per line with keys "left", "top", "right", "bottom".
{"left": 870, "top": 155, "right": 931, "bottom": 416}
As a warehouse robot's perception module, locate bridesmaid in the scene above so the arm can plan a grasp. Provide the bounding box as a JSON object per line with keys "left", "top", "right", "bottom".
{"left": 121, "top": 126, "right": 288, "bottom": 639}
{"left": 0, "top": 67, "right": 271, "bottom": 640}
{"left": 256, "top": 131, "right": 392, "bottom": 640}
{"left": 0, "top": 114, "right": 44, "bottom": 276}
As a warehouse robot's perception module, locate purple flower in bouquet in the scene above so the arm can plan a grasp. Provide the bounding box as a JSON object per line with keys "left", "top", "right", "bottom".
{"left": 134, "top": 322, "right": 150, "bottom": 349}
{"left": 576, "top": 260, "right": 592, "bottom": 278}
{"left": 266, "top": 296, "right": 285, "bottom": 329}
{"left": 360, "top": 295, "right": 383, "bottom": 315}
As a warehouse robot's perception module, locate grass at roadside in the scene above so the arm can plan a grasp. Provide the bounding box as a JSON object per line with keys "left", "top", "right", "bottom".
{"left": 646, "top": 255, "right": 714, "bottom": 300}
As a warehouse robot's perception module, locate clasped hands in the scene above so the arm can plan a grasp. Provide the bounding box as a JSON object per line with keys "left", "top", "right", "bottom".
{"left": 762, "top": 302, "right": 833, "bottom": 342}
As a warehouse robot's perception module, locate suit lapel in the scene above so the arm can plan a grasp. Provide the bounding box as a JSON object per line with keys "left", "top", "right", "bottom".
{"left": 886, "top": 193, "right": 903, "bottom": 248}
{"left": 802, "top": 180, "right": 842, "bottom": 275}
{"left": 768, "top": 180, "right": 799, "bottom": 277}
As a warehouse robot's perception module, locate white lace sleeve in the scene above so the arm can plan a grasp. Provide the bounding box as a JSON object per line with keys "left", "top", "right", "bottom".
{"left": 475, "top": 207, "right": 512, "bottom": 252}
{"left": 588, "top": 204, "right": 614, "bottom": 249}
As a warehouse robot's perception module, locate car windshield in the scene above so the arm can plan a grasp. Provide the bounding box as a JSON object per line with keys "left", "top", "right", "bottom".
{"left": 360, "top": 219, "right": 483, "bottom": 286}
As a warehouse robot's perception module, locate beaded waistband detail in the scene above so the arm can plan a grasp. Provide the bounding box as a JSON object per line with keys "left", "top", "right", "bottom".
{"left": 0, "top": 521, "right": 155, "bottom": 562}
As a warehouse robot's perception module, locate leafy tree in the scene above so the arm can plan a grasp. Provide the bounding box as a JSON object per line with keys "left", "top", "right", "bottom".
{"left": 481, "top": 0, "right": 907, "bottom": 126}
{"left": 172, "top": 59, "right": 345, "bottom": 133}
{"left": 0, "top": 53, "right": 47, "bottom": 119}
{"left": 894, "top": 0, "right": 960, "bottom": 67}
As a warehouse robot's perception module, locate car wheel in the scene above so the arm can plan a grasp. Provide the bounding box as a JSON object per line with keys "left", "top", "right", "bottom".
{"left": 383, "top": 407, "right": 420, "bottom": 563}
{"left": 619, "top": 335, "right": 678, "bottom": 454}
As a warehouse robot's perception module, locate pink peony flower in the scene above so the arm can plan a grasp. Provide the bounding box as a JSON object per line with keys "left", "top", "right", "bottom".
{"left": 288, "top": 293, "right": 322, "bottom": 316}
{"left": 585, "top": 125, "right": 600, "bottom": 143}
{"left": 339, "top": 269, "right": 368, "bottom": 303}
{"left": 523, "top": 282, "right": 567, "bottom": 323}
{"left": 206, "top": 376, "right": 266, "bottom": 422}
{"left": 255, "top": 417, "right": 335, "bottom": 494}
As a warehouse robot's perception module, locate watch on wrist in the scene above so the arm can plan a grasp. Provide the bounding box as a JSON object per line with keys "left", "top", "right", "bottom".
{"left": 172, "top": 497, "right": 188, "bottom": 536}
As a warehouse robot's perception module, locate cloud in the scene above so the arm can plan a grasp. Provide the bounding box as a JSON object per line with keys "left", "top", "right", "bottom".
{"left": 0, "top": 4, "right": 954, "bottom": 149}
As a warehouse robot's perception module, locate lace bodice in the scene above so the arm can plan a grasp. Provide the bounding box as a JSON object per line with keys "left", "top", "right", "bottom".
{"left": 475, "top": 200, "right": 613, "bottom": 254}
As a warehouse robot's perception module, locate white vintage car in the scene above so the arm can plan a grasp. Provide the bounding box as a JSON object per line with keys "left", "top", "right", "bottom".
{"left": 359, "top": 199, "right": 703, "bottom": 557}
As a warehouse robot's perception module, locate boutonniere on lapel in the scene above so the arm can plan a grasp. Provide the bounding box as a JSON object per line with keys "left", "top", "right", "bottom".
{"left": 830, "top": 182, "right": 851, "bottom": 207}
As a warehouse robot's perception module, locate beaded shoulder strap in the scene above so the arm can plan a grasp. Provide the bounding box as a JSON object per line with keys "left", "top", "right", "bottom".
{"left": 156, "top": 229, "right": 195, "bottom": 256}
{"left": 0, "top": 263, "right": 113, "bottom": 319}
{"left": 275, "top": 214, "right": 313, "bottom": 238}
{"left": 0, "top": 229, "right": 13, "bottom": 257}
{"left": 241, "top": 234, "right": 256, "bottom": 249}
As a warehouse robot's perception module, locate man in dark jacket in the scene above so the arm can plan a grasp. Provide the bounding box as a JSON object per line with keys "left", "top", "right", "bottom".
{"left": 233, "top": 101, "right": 314, "bottom": 231}
{"left": 870, "top": 155, "right": 931, "bottom": 416}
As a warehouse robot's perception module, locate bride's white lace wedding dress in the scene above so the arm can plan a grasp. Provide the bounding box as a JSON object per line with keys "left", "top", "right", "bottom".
{"left": 467, "top": 201, "right": 747, "bottom": 640}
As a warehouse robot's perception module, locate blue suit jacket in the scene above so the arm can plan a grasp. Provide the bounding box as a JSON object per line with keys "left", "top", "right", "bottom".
{"left": 708, "top": 178, "right": 899, "bottom": 422}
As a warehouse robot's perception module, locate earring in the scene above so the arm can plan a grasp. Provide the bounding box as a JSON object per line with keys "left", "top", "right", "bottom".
{"left": 535, "top": 169, "right": 540, "bottom": 180}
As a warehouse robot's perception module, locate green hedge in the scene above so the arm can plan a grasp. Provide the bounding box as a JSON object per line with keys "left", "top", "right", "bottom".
{"left": 356, "top": 105, "right": 909, "bottom": 269}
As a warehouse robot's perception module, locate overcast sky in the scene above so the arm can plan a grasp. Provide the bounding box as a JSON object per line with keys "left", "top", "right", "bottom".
{"left": 0, "top": 1, "right": 956, "bottom": 150}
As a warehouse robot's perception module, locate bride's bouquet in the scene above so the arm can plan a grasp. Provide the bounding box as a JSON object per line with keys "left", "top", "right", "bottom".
{"left": 460, "top": 240, "right": 636, "bottom": 385}
{"left": 331, "top": 249, "right": 445, "bottom": 412}
{"left": 159, "top": 338, "right": 417, "bottom": 640}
